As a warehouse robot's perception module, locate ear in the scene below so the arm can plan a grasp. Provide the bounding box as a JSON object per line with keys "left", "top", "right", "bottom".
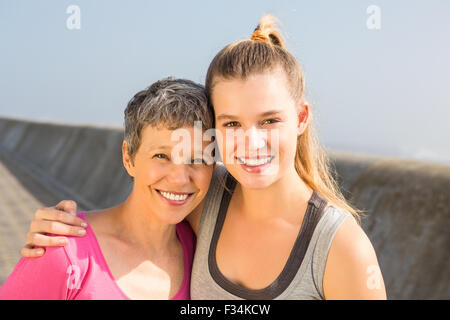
{"left": 297, "top": 100, "right": 310, "bottom": 136}
{"left": 122, "top": 140, "right": 136, "bottom": 178}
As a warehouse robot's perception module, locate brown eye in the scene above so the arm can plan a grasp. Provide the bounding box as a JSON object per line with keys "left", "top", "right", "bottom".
{"left": 223, "top": 121, "right": 240, "bottom": 127}
{"left": 262, "top": 118, "right": 280, "bottom": 125}
{"left": 153, "top": 154, "right": 169, "bottom": 160}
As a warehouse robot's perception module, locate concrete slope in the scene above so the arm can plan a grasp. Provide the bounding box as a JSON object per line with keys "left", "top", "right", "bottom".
{"left": 0, "top": 117, "right": 132, "bottom": 285}
{"left": 0, "top": 151, "right": 57, "bottom": 284}
{"left": 0, "top": 118, "right": 132, "bottom": 211}
{"left": 0, "top": 117, "right": 449, "bottom": 299}
{"left": 330, "top": 151, "right": 450, "bottom": 299}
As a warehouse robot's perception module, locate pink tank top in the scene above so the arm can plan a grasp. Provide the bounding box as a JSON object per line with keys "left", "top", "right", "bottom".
{"left": 0, "top": 212, "right": 196, "bottom": 300}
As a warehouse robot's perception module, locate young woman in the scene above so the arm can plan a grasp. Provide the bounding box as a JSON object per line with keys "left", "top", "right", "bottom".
{"left": 0, "top": 78, "right": 214, "bottom": 299}
{"left": 17, "top": 16, "right": 386, "bottom": 299}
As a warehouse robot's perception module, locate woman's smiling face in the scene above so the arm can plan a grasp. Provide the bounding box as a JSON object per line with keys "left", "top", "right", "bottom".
{"left": 212, "top": 68, "right": 309, "bottom": 189}
{"left": 124, "top": 125, "right": 213, "bottom": 224}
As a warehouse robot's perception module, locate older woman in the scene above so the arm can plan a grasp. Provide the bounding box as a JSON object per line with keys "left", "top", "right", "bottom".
{"left": 0, "top": 78, "right": 214, "bottom": 299}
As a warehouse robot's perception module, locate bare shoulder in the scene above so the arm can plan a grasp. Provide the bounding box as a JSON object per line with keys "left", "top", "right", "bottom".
{"left": 323, "top": 210, "right": 387, "bottom": 300}
{"left": 83, "top": 207, "right": 117, "bottom": 236}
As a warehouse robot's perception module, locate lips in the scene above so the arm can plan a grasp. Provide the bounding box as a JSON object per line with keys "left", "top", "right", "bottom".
{"left": 155, "top": 189, "right": 194, "bottom": 206}
{"left": 236, "top": 155, "right": 275, "bottom": 173}
{"left": 236, "top": 156, "right": 274, "bottom": 166}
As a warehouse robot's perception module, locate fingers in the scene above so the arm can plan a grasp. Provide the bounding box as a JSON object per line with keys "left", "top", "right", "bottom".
{"left": 34, "top": 206, "right": 87, "bottom": 228}
{"left": 30, "top": 219, "right": 87, "bottom": 237}
{"left": 55, "top": 200, "right": 77, "bottom": 215}
{"left": 26, "top": 231, "right": 70, "bottom": 247}
{"left": 22, "top": 200, "right": 85, "bottom": 258}
{"left": 21, "top": 230, "right": 77, "bottom": 258}
{"left": 21, "top": 244, "right": 45, "bottom": 258}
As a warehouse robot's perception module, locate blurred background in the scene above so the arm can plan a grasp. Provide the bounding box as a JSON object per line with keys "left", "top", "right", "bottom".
{"left": 0, "top": 0, "right": 449, "bottom": 299}
{"left": 1, "top": 0, "right": 450, "bottom": 164}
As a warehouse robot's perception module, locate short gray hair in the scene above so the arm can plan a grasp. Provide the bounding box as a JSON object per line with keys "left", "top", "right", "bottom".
{"left": 124, "top": 77, "right": 213, "bottom": 160}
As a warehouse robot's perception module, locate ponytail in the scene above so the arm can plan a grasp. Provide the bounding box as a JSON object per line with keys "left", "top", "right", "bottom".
{"left": 206, "top": 15, "right": 361, "bottom": 224}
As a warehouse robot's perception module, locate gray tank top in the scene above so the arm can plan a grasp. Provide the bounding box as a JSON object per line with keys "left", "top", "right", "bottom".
{"left": 191, "top": 165, "right": 352, "bottom": 300}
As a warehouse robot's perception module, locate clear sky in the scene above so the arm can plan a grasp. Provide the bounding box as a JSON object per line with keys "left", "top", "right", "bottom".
{"left": 1, "top": 0, "right": 449, "bottom": 164}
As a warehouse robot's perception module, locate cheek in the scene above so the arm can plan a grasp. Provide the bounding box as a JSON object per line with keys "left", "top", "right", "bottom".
{"left": 267, "top": 126, "right": 298, "bottom": 160}
{"left": 278, "top": 137, "right": 297, "bottom": 160}
{"left": 135, "top": 162, "right": 169, "bottom": 184}
{"left": 192, "top": 167, "right": 214, "bottom": 193}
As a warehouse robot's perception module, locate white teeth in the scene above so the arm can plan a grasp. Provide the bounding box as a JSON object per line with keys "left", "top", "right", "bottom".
{"left": 238, "top": 157, "right": 273, "bottom": 166}
{"left": 160, "top": 191, "right": 189, "bottom": 201}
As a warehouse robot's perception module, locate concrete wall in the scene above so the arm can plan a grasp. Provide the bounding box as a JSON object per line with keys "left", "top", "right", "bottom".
{"left": 0, "top": 117, "right": 449, "bottom": 299}
{"left": 329, "top": 151, "right": 450, "bottom": 299}
{"left": 0, "top": 117, "right": 132, "bottom": 211}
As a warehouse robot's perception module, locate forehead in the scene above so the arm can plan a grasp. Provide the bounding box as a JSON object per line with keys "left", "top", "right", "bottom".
{"left": 212, "top": 70, "right": 294, "bottom": 117}
{"left": 140, "top": 125, "right": 211, "bottom": 151}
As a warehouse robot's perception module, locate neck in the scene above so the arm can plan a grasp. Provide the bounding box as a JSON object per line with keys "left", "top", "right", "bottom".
{"left": 107, "top": 189, "right": 177, "bottom": 253}
{"left": 235, "top": 166, "right": 313, "bottom": 222}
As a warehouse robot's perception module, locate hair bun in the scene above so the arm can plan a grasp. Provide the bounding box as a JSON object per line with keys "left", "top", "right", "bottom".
{"left": 250, "top": 28, "right": 270, "bottom": 43}
{"left": 250, "top": 15, "right": 285, "bottom": 48}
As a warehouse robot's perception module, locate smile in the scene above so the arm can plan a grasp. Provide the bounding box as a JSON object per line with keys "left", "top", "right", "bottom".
{"left": 155, "top": 189, "right": 194, "bottom": 205}
{"left": 236, "top": 156, "right": 274, "bottom": 166}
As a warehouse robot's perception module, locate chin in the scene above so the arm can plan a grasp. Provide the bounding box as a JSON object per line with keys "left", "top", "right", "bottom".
{"left": 228, "top": 160, "right": 282, "bottom": 189}
{"left": 230, "top": 170, "right": 278, "bottom": 190}
{"left": 243, "top": 177, "right": 278, "bottom": 190}
{"left": 158, "top": 211, "right": 190, "bottom": 225}
{"left": 154, "top": 203, "right": 193, "bottom": 225}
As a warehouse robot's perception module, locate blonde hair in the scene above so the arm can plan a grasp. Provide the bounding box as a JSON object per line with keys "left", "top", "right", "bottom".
{"left": 205, "top": 15, "right": 361, "bottom": 224}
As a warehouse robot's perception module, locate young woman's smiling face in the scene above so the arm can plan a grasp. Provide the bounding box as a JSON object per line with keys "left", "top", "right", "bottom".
{"left": 212, "top": 68, "right": 309, "bottom": 189}
{"left": 123, "top": 125, "right": 213, "bottom": 224}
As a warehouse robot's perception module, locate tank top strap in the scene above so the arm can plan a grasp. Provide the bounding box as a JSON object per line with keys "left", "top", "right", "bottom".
{"left": 307, "top": 206, "right": 352, "bottom": 299}
{"left": 203, "top": 167, "right": 330, "bottom": 299}
{"left": 196, "top": 165, "right": 230, "bottom": 238}
{"left": 191, "top": 164, "right": 352, "bottom": 300}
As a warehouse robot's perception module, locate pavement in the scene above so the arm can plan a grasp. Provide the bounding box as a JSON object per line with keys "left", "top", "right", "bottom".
{"left": 0, "top": 150, "right": 62, "bottom": 284}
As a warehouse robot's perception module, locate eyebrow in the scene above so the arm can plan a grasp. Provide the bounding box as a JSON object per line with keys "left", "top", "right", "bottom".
{"left": 216, "top": 110, "right": 284, "bottom": 121}
{"left": 148, "top": 145, "right": 172, "bottom": 151}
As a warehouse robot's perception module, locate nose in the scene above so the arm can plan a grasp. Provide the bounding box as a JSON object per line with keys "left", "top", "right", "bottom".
{"left": 166, "top": 164, "right": 191, "bottom": 186}
{"left": 246, "top": 126, "right": 267, "bottom": 154}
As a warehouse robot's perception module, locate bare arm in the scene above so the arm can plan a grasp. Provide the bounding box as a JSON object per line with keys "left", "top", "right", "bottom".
{"left": 21, "top": 200, "right": 87, "bottom": 258}
{"left": 323, "top": 216, "right": 387, "bottom": 300}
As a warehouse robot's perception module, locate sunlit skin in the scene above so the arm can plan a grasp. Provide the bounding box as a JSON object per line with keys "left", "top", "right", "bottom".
{"left": 209, "top": 68, "right": 318, "bottom": 289}
{"left": 23, "top": 72, "right": 386, "bottom": 299}
{"left": 213, "top": 68, "right": 309, "bottom": 191}
{"left": 203, "top": 68, "right": 386, "bottom": 299}
{"left": 76, "top": 125, "right": 213, "bottom": 299}
{"left": 121, "top": 125, "right": 213, "bottom": 225}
